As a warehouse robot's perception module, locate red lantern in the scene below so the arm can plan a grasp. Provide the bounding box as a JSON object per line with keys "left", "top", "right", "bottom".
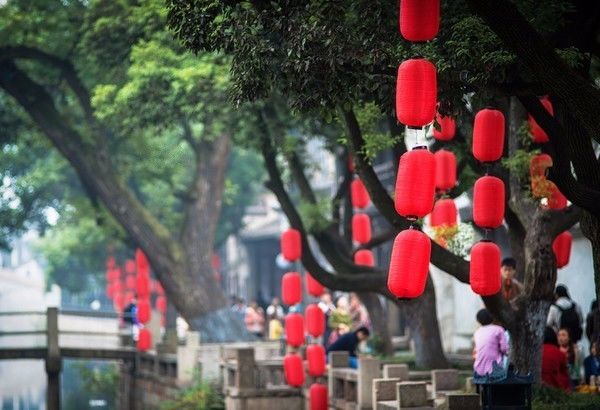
{"left": 156, "top": 296, "right": 167, "bottom": 313}
{"left": 125, "top": 259, "right": 136, "bottom": 274}
{"left": 433, "top": 113, "right": 456, "bottom": 141}
{"left": 396, "top": 58, "right": 437, "bottom": 127}
{"left": 124, "top": 290, "right": 135, "bottom": 304}
{"left": 472, "top": 109, "right": 505, "bottom": 163}
{"left": 281, "top": 228, "right": 302, "bottom": 262}
{"left": 395, "top": 148, "right": 436, "bottom": 219}
{"left": 153, "top": 280, "right": 165, "bottom": 295}
{"left": 285, "top": 313, "right": 305, "bottom": 347}
{"left": 306, "top": 344, "right": 326, "bottom": 377}
{"left": 529, "top": 97, "right": 554, "bottom": 143}
{"left": 354, "top": 250, "right": 375, "bottom": 267}
{"left": 135, "top": 249, "right": 150, "bottom": 276}
{"left": 283, "top": 354, "right": 305, "bottom": 387}
{"left": 553, "top": 231, "right": 572, "bottom": 268}
{"left": 125, "top": 275, "right": 135, "bottom": 290}
{"left": 113, "top": 292, "right": 125, "bottom": 312}
{"left": 137, "top": 328, "right": 152, "bottom": 352}
{"left": 469, "top": 240, "right": 501, "bottom": 296}
{"left": 399, "top": 0, "right": 440, "bottom": 42}
{"left": 547, "top": 184, "right": 567, "bottom": 210}
{"left": 473, "top": 176, "right": 505, "bottom": 229}
{"left": 281, "top": 272, "right": 302, "bottom": 306}
{"left": 107, "top": 268, "right": 120, "bottom": 282}
{"left": 430, "top": 199, "right": 457, "bottom": 227}
{"left": 106, "top": 256, "right": 116, "bottom": 270}
{"left": 305, "top": 304, "right": 325, "bottom": 337}
{"left": 137, "top": 298, "right": 151, "bottom": 324}
{"left": 105, "top": 282, "right": 114, "bottom": 299}
{"left": 388, "top": 229, "right": 431, "bottom": 298}
{"left": 111, "top": 280, "right": 123, "bottom": 295}
{"left": 434, "top": 149, "right": 457, "bottom": 191}
{"left": 306, "top": 272, "right": 325, "bottom": 297}
{"left": 136, "top": 272, "right": 151, "bottom": 298}
{"left": 351, "top": 178, "right": 370, "bottom": 209}
{"left": 309, "top": 383, "right": 328, "bottom": 410}
{"left": 352, "top": 213, "right": 372, "bottom": 244}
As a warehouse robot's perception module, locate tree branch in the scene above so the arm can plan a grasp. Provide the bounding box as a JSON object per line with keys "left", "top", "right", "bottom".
{"left": 342, "top": 108, "right": 470, "bottom": 283}
{"left": 0, "top": 46, "right": 95, "bottom": 124}
{"left": 258, "top": 116, "right": 387, "bottom": 292}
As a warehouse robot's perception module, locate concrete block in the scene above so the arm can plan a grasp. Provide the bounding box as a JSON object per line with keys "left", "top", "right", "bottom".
{"left": 465, "top": 377, "right": 476, "bottom": 394}
{"left": 373, "top": 378, "right": 400, "bottom": 405}
{"left": 329, "top": 351, "right": 349, "bottom": 368}
{"left": 440, "top": 393, "right": 480, "bottom": 410}
{"left": 357, "top": 357, "right": 380, "bottom": 408}
{"left": 397, "top": 381, "right": 427, "bottom": 408}
{"left": 235, "top": 348, "right": 256, "bottom": 389}
{"left": 383, "top": 364, "right": 409, "bottom": 380}
{"left": 431, "top": 369, "right": 459, "bottom": 392}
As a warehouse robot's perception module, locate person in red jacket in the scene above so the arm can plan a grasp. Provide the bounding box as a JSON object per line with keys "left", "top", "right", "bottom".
{"left": 541, "top": 326, "right": 571, "bottom": 391}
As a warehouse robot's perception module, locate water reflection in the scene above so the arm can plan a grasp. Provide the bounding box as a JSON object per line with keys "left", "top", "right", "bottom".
{"left": 0, "top": 360, "right": 45, "bottom": 410}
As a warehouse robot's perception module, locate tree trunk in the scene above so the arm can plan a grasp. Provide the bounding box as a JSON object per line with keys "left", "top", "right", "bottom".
{"left": 359, "top": 292, "right": 393, "bottom": 356}
{"left": 509, "top": 300, "right": 550, "bottom": 380}
{"left": 402, "top": 276, "right": 448, "bottom": 369}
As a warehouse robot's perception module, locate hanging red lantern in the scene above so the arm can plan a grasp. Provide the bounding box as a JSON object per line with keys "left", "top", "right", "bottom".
{"left": 547, "top": 184, "right": 567, "bottom": 210}
{"left": 306, "top": 344, "right": 326, "bottom": 377}
{"left": 105, "top": 283, "right": 114, "bottom": 299}
{"left": 473, "top": 176, "right": 505, "bottom": 229}
{"left": 137, "top": 298, "right": 151, "bottom": 324}
{"left": 388, "top": 228, "right": 431, "bottom": 298}
{"left": 434, "top": 149, "right": 457, "bottom": 191}
{"left": 395, "top": 148, "right": 436, "bottom": 219}
{"left": 430, "top": 199, "right": 457, "bottom": 227}
{"left": 399, "top": 0, "right": 440, "bottom": 42}
{"left": 281, "top": 272, "right": 302, "bottom": 306}
{"left": 306, "top": 272, "right": 325, "bottom": 297}
{"left": 153, "top": 280, "right": 165, "bottom": 295}
{"left": 469, "top": 240, "right": 501, "bottom": 296}
{"left": 352, "top": 213, "right": 372, "bottom": 244}
{"left": 111, "top": 280, "right": 123, "bottom": 295}
{"left": 285, "top": 313, "right": 305, "bottom": 347}
{"left": 124, "top": 290, "right": 135, "bottom": 305}
{"left": 305, "top": 304, "right": 325, "bottom": 337}
{"left": 281, "top": 228, "right": 302, "bottom": 262}
{"left": 107, "top": 268, "right": 120, "bottom": 282}
{"left": 135, "top": 249, "right": 150, "bottom": 276}
{"left": 396, "top": 58, "right": 437, "bottom": 127}
{"left": 137, "top": 328, "right": 152, "bottom": 352}
{"left": 136, "top": 272, "right": 151, "bottom": 298}
{"left": 553, "top": 231, "right": 572, "bottom": 268}
{"left": 125, "top": 275, "right": 135, "bottom": 290}
{"left": 113, "top": 292, "right": 125, "bottom": 312}
{"left": 106, "top": 256, "right": 116, "bottom": 270}
{"left": 155, "top": 296, "right": 167, "bottom": 313}
{"left": 309, "top": 383, "right": 328, "bottom": 410}
{"left": 283, "top": 354, "right": 305, "bottom": 387}
{"left": 472, "top": 109, "right": 505, "bottom": 163}
{"left": 351, "top": 178, "right": 370, "bottom": 209}
{"left": 354, "top": 249, "right": 375, "bottom": 267}
{"left": 529, "top": 97, "right": 554, "bottom": 143}
{"left": 125, "top": 259, "right": 136, "bottom": 275}
{"left": 433, "top": 113, "right": 456, "bottom": 141}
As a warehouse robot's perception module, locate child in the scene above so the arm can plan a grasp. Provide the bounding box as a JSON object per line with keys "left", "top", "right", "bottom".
{"left": 584, "top": 342, "right": 600, "bottom": 384}
{"left": 558, "top": 328, "right": 582, "bottom": 387}
{"left": 268, "top": 313, "right": 283, "bottom": 341}
{"left": 473, "top": 309, "right": 509, "bottom": 381}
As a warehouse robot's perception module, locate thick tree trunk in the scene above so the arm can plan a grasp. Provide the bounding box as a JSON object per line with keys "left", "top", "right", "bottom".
{"left": 359, "top": 292, "right": 393, "bottom": 356}
{"left": 0, "top": 59, "right": 252, "bottom": 342}
{"left": 509, "top": 301, "right": 550, "bottom": 380}
{"left": 402, "top": 276, "right": 448, "bottom": 369}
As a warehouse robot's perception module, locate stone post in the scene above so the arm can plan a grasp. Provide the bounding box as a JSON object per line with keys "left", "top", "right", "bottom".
{"left": 357, "top": 357, "right": 380, "bottom": 409}
{"left": 177, "top": 331, "right": 200, "bottom": 385}
{"left": 45, "top": 307, "right": 61, "bottom": 410}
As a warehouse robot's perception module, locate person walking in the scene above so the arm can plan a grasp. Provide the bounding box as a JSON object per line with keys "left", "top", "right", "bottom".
{"left": 547, "top": 285, "right": 583, "bottom": 342}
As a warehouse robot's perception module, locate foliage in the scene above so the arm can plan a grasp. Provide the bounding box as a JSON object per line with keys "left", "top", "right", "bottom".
{"left": 532, "top": 385, "right": 600, "bottom": 410}
{"left": 161, "top": 379, "right": 224, "bottom": 410}
{"left": 62, "top": 360, "right": 118, "bottom": 410}
{"left": 298, "top": 198, "right": 332, "bottom": 234}
{"left": 0, "top": 0, "right": 265, "bottom": 292}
